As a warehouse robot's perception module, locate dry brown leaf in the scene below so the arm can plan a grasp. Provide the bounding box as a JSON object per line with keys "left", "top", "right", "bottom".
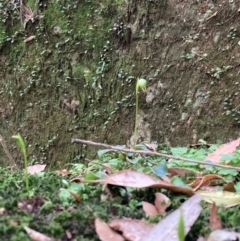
{"left": 189, "top": 174, "right": 226, "bottom": 191}
{"left": 142, "top": 201, "right": 159, "bottom": 217}
{"left": 27, "top": 164, "right": 46, "bottom": 174}
{"left": 141, "top": 194, "right": 202, "bottom": 241}
{"left": 205, "top": 138, "right": 240, "bottom": 163}
{"left": 154, "top": 193, "right": 171, "bottom": 215}
{"left": 103, "top": 170, "right": 194, "bottom": 196}
{"left": 95, "top": 218, "right": 125, "bottom": 241}
{"left": 24, "top": 35, "right": 35, "bottom": 42}
{"left": 223, "top": 182, "right": 236, "bottom": 192}
{"left": 168, "top": 167, "right": 201, "bottom": 178}
{"left": 56, "top": 169, "right": 72, "bottom": 176}
{"left": 209, "top": 203, "right": 222, "bottom": 230}
{"left": 109, "top": 218, "right": 154, "bottom": 241}
{"left": 24, "top": 226, "right": 54, "bottom": 241}
{"left": 68, "top": 191, "right": 81, "bottom": 204}
{"left": 102, "top": 163, "right": 113, "bottom": 174}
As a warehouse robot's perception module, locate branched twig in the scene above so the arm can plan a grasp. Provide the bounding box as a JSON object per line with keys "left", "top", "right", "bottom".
{"left": 72, "top": 138, "right": 240, "bottom": 171}
{"left": 0, "top": 135, "right": 18, "bottom": 171}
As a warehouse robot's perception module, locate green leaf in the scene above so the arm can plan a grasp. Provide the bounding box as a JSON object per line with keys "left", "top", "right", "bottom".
{"left": 171, "top": 147, "right": 189, "bottom": 156}
{"left": 85, "top": 171, "right": 99, "bottom": 180}
{"left": 234, "top": 182, "right": 240, "bottom": 194}
{"left": 220, "top": 154, "right": 234, "bottom": 162}
{"left": 178, "top": 209, "right": 185, "bottom": 241}
{"left": 171, "top": 176, "right": 187, "bottom": 187}
{"left": 217, "top": 168, "right": 238, "bottom": 177}
{"left": 97, "top": 149, "right": 113, "bottom": 157}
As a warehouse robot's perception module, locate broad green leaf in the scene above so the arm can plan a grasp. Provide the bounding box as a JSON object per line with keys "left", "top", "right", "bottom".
{"left": 198, "top": 190, "right": 240, "bottom": 207}
{"left": 85, "top": 171, "right": 99, "bottom": 180}
{"left": 171, "top": 176, "right": 187, "bottom": 187}
{"left": 217, "top": 168, "right": 238, "bottom": 177}
{"left": 97, "top": 149, "right": 113, "bottom": 157}
{"left": 220, "top": 154, "right": 234, "bottom": 161}
{"left": 234, "top": 182, "right": 240, "bottom": 194}
{"left": 171, "top": 147, "right": 188, "bottom": 156}
{"left": 153, "top": 162, "right": 168, "bottom": 178}
{"left": 68, "top": 183, "right": 82, "bottom": 192}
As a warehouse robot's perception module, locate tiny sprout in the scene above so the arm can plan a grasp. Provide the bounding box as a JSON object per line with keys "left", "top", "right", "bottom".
{"left": 137, "top": 78, "right": 147, "bottom": 92}
{"left": 12, "top": 134, "right": 29, "bottom": 195}
{"left": 134, "top": 78, "right": 147, "bottom": 147}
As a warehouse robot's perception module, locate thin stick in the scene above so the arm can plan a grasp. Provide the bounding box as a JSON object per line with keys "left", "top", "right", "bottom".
{"left": 0, "top": 135, "right": 18, "bottom": 171}
{"left": 72, "top": 138, "right": 240, "bottom": 171}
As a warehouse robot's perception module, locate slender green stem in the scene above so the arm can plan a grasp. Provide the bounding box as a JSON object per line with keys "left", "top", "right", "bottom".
{"left": 12, "top": 134, "right": 29, "bottom": 195}
{"left": 134, "top": 84, "right": 139, "bottom": 147}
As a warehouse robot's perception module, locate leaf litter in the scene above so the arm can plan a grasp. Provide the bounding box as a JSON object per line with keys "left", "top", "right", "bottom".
{"left": 5, "top": 138, "right": 240, "bottom": 240}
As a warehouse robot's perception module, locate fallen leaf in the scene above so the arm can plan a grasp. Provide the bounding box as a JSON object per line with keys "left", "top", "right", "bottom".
{"left": 189, "top": 174, "right": 226, "bottom": 191}
{"left": 209, "top": 203, "right": 222, "bottom": 230}
{"left": 205, "top": 138, "right": 240, "bottom": 163}
{"left": 27, "top": 164, "right": 46, "bottom": 174}
{"left": 143, "top": 142, "right": 158, "bottom": 152}
{"left": 198, "top": 190, "right": 240, "bottom": 207}
{"left": 103, "top": 170, "right": 194, "bottom": 196}
{"left": 24, "top": 226, "right": 54, "bottom": 241}
{"left": 24, "top": 35, "right": 35, "bottom": 42}
{"left": 223, "top": 182, "right": 236, "bottom": 192}
{"left": 56, "top": 169, "right": 72, "bottom": 176}
{"left": 141, "top": 194, "right": 202, "bottom": 241}
{"left": 154, "top": 193, "right": 171, "bottom": 215}
{"left": 109, "top": 218, "right": 154, "bottom": 241}
{"left": 68, "top": 190, "right": 81, "bottom": 204}
{"left": 168, "top": 167, "right": 201, "bottom": 178}
{"left": 102, "top": 163, "right": 113, "bottom": 174}
{"left": 207, "top": 229, "right": 240, "bottom": 241}
{"left": 142, "top": 201, "right": 159, "bottom": 217}
{"left": 95, "top": 218, "right": 124, "bottom": 241}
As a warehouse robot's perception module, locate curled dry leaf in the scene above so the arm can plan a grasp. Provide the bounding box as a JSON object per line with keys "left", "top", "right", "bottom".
{"left": 189, "top": 174, "right": 226, "bottom": 191}
{"left": 109, "top": 218, "right": 155, "bottom": 241}
{"left": 68, "top": 190, "right": 81, "bottom": 204}
{"left": 24, "top": 35, "right": 36, "bottom": 42}
{"left": 223, "top": 182, "right": 236, "bottom": 192}
{"left": 142, "top": 201, "right": 159, "bottom": 217}
{"left": 154, "top": 193, "right": 171, "bottom": 215}
{"left": 27, "top": 164, "right": 46, "bottom": 174}
{"left": 205, "top": 138, "right": 240, "bottom": 163}
{"left": 209, "top": 203, "right": 222, "bottom": 230}
{"left": 24, "top": 226, "right": 54, "bottom": 241}
{"left": 103, "top": 170, "right": 194, "bottom": 196}
{"left": 95, "top": 218, "right": 124, "bottom": 241}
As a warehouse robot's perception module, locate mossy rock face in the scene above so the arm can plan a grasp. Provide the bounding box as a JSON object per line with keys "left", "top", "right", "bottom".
{"left": 1, "top": 0, "right": 240, "bottom": 166}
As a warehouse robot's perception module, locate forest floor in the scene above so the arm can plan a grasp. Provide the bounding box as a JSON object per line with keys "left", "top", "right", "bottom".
{"left": 2, "top": 138, "right": 240, "bottom": 241}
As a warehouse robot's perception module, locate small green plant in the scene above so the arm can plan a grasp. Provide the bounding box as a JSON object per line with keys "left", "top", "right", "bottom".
{"left": 178, "top": 209, "right": 185, "bottom": 241}
{"left": 134, "top": 78, "right": 147, "bottom": 147}
{"left": 12, "top": 134, "right": 29, "bottom": 194}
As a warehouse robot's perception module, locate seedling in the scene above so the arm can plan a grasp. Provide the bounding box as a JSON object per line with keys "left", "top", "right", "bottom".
{"left": 134, "top": 78, "right": 147, "bottom": 147}
{"left": 178, "top": 209, "right": 185, "bottom": 241}
{"left": 12, "top": 134, "right": 29, "bottom": 195}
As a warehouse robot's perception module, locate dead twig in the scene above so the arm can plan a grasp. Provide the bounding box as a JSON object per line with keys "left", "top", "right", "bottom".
{"left": 72, "top": 138, "right": 240, "bottom": 172}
